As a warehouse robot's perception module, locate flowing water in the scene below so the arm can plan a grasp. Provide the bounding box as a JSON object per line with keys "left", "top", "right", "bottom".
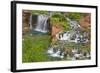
{"left": 34, "top": 15, "right": 49, "bottom": 33}
{"left": 29, "top": 15, "right": 33, "bottom": 30}
{"left": 47, "top": 17, "right": 89, "bottom": 59}
{"left": 66, "top": 18, "right": 80, "bottom": 29}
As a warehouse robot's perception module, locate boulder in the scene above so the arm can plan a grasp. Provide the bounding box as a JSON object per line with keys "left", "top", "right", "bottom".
{"left": 51, "top": 25, "right": 63, "bottom": 44}
{"left": 79, "top": 13, "right": 91, "bottom": 28}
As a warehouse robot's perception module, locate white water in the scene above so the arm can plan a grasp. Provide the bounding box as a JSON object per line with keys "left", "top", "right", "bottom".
{"left": 55, "top": 18, "right": 89, "bottom": 43}
{"left": 47, "top": 47, "right": 65, "bottom": 59}
{"left": 29, "top": 15, "right": 33, "bottom": 30}
{"left": 46, "top": 17, "right": 89, "bottom": 59}
{"left": 34, "top": 15, "right": 49, "bottom": 33}
{"left": 56, "top": 31, "right": 71, "bottom": 41}
{"left": 66, "top": 18, "right": 80, "bottom": 29}
{"left": 47, "top": 47, "right": 54, "bottom": 54}
{"left": 49, "top": 49, "right": 60, "bottom": 58}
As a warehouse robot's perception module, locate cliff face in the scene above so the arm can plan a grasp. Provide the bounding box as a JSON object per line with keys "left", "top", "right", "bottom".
{"left": 51, "top": 25, "right": 63, "bottom": 37}
{"left": 22, "top": 10, "right": 31, "bottom": 35}
{"left": 79, "top": 13, "right": 91, "bottom": 28}
{"left": 51, "top": 25, "right": 63, "bottom": 44}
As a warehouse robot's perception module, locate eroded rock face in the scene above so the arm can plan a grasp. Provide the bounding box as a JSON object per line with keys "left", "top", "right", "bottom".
{"left": 51, "top": 25, "right": 63, "bottom": 37}
{"left": 22, "top": 10, "right": 31, "bottom": 35}
{"left": 79, "top": 13, "right": 91, "bottom": 28}
{"left": 51, "top": 25, "right": 63, "bottom": 44}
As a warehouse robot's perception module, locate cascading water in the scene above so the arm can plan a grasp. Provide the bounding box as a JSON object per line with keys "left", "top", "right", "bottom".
{"left": 29, "top": 14, "right": 33, "bottom": 30}
{"left": 66, "top": 18, "right": 80, "bottom": 29}
{"left": 47, "top": 16, "right": 90, "bottom": 60}
{"left": 34, "top": 15, "right": 49, "bottom": 33}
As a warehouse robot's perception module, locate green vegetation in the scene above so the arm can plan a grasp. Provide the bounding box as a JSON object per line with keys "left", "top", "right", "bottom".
{"left": 22, "top": 34, "right": 51, "bottom": 62}
{"left": 30, "top": 11, "right": 83, "bottom": 31}
{"left": 31, "top": 10, "right": 49, "bottom": 15}
{"left": 66, "top": 12, "right": 83, "bottom": 21}
{"left": 50, "top": 12, "right": 71, "bottom": 31}
{"left": 53, "top": 40, "right": 90, "bottom": 52}
{"left": 22, "top": 10, "right": 90, "bottom": 62}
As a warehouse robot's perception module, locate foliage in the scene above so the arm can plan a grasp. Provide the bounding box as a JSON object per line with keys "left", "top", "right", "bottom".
{"left": 31, "top": 10, "right": 49, "bottom": 15}
{"left": 22, "top": 34, "right": 51, "bottom": 62}
{"left": 66, "top": 12, "right": 83, "bottom": 21}
{"left": 51, "top": 12, "right": 64, "bottom": 18}
{"left": 50, "top": 12, "right": 71, "bottom": 31}
{"left": 22, "top": 11, "right": 90, "bottom": 62}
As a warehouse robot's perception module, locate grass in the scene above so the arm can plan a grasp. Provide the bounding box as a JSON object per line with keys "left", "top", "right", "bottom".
{"left": 22, "top": 34, "right": 51, "bottom": 63}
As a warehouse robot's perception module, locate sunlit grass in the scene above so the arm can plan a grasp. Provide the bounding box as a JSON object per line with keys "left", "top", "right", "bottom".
{"left": 22, "top": 34, "right": 51, "bottom": 62}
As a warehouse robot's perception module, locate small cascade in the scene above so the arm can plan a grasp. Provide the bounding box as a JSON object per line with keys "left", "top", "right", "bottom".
{"left": 66, "top": 18, "right": 80, "bottom": 29}
{"left": 34, "top": 15, "right": 49, "bottom": 33}
{"left": 29, "top": 14, "right": 33, "bottom": 30}
{"left": 46, "top": 16, "right": 90, "bottom": 60}
{"left": 54, "top": 18, "right": 89, "bottom": 43}
{"left": 47, "top": 46, "right": 65, "bottom": 59}
{"left": 56, "top": 31, "right": 71, "bottom": 41}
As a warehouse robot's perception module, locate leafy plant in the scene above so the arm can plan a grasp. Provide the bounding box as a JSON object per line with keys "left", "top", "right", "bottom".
{"left": 31, "top": 10, "right": 49, "bottom": 15}
{"left": 50, "top": 12, "right": 71, "bottom": 31}
{"left": 22, "top": 34, "right": 51, "bottom": 62}
{"left": 66, "top": 12, "right": 83, "bottom": 21}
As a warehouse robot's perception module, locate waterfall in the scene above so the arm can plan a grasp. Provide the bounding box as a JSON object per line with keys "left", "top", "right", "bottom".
{"left": 29, "top": 14, "right": 33, "bottom": 30}
{"left": 34, "top": 15, "right": 49, "bottom": 33}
